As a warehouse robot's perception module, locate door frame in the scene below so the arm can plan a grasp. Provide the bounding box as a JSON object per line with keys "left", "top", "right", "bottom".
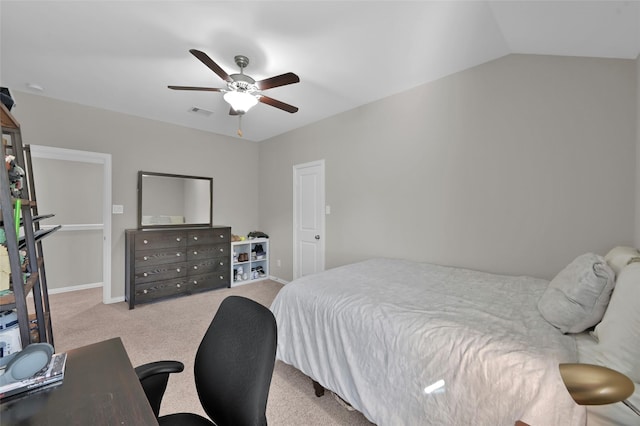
{"left": 293, "top": 159, "right": 325, "bottom": 280}
{"left": 29, "top": 145, "right": 113, "bottom": 304}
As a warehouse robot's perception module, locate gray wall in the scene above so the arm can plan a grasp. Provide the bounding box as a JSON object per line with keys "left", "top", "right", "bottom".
{"left": 11, "top": 92, "right": 261, "bottom": 299}
{"left": 637, "top": 54, "right": 640, "bottom": 248}
{"left": 9, "top": 53, "right": 638, "bottom": 296}
{"left": 259, "top": 54, "right": 637, "bottom": 281}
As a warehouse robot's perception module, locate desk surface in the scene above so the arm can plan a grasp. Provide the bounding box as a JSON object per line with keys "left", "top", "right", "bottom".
{"left": 0, "top": 337, "right": 158, "bottom": 425}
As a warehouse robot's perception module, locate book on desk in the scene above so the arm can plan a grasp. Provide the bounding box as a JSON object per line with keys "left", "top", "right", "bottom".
{"left": 0, "top": 352, "right": 67, "bottom": 400}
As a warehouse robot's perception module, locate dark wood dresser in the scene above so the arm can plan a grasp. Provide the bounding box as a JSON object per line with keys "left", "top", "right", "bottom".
{"left": 125, "top": 226, "right": 231, "bottom": 309}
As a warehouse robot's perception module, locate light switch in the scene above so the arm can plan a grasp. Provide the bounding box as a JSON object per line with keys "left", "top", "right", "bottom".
{"left": 325, "top": 205, "right": 331, "bottom": 215}
{"left": 112, "top": 204, "right": 124, "bottom": 214}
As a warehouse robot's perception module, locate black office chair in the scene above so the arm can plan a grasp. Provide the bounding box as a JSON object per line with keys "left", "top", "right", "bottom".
{"left": 135, "top": 296, "right": 278, "bottom": 426}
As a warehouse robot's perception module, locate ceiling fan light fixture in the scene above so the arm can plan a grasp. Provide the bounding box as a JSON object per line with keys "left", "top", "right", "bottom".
{"left": 223, "top": 91, "right": 258, "bottom": 114}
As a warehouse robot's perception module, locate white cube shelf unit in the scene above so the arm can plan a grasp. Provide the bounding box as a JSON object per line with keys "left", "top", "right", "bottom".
{"left": 231, "top": 238, "right": 269, "bottom": 286}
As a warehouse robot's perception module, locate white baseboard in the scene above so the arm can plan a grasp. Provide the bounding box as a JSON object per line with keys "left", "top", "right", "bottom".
{"left": 39, "top": 277, "right": 287, "bottom": 302}
{"left": 27, "top": 282, "right": 102, "bottom": 300}
{"left": 231, "top": 277, "right": 269, "bottom": 287}
{"left": 31, "top": 282, "right": 123, "bottom": 304}
{"left": 268, "top": 275, "right": 289, "bottom": 285}
{"left": 47, "top": 282, "right": 102, "bottom": 295}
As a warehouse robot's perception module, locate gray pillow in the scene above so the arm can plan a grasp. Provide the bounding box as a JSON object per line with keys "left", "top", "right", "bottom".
{"left": 537, "top": 253, "right": 615, "bottom": 333}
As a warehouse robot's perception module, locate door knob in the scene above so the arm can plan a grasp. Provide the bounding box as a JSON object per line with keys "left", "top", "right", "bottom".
{"left": 315, "top": 235, "right": 320, "bottom": 240}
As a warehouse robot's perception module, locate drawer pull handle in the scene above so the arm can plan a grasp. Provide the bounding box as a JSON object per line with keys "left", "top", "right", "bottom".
{"left": 143, "top": 289, "right": 148, "bottom": 294}
{"left": 193, "top": 265, "right": 198, "bottom": 270}
{"left": 143, "top": 239, "right": 148, "bottom": 244}
{"left": 176, "top": 237, "right": 181, "bottom": 242}
{"left": 219, "top": 262, "right": 224, "bottom": 266}
{"left": 193, "top": 251, "right": 198, "bottom": 255}
{"left": 193, "top": 280, "right": 198, "bottom": 285}
{"left": 143, "top": 256, "right": 148, "bottom": 261}
{"left": 219, "top": 234, "right": 224, "bottom": 238}
{"left": 193, "top": 236, "right": 198, "bottom": 241}
{"left": 219, "top": 248, "right": 224, "bottom": 252}
{"left": 143, "top": 272, "right": 148, "bottom": 277}
{"left": 176, "top": 268, "right": 181, "bottom": 273}
{"left": 176, "top": 253, "right": 181, "bottom": 257}
{"left": 219, "top": 275, "right": 224, "bottom": 280}
{"left": 177, "top": 284, "right": 181, "bottom": 288}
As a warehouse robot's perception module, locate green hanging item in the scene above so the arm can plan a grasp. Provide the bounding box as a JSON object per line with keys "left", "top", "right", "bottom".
{"left": 14, "top": 198, "right": 21, "bottom": 241}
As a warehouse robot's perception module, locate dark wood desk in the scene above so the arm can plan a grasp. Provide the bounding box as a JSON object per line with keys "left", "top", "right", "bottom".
{"left": 0, "top": 337, "right": 158, "bottom": 425}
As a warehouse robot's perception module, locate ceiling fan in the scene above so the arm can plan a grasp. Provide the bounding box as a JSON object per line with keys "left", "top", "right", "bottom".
{"left": 169, "top": 49, "right": 300, "bottom": 117}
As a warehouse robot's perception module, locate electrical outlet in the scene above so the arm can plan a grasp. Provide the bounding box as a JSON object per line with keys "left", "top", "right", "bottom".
{"left": 277, "top": 259, "right": 282, "bottom": 268}
{"left": 112, "top": 204, "right": 124, "bottom": 214}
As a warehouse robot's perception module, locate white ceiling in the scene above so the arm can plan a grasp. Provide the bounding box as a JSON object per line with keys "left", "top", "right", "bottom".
{"left": 1, "top": 1, "right": 638, "bottom": 142}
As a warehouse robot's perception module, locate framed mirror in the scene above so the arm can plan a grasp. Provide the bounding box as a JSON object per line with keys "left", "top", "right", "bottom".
{"left": 137, "top": 171, "right": 213, "bottom": 229}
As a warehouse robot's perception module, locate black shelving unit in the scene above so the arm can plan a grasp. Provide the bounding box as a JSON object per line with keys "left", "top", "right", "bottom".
{"left": 1, "top": 103, "right": 57, "bottom": 347}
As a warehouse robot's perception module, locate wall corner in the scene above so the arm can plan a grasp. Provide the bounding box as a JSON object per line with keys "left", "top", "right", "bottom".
{"left": 636, "top": 53, "right": 640, "bottom": 248}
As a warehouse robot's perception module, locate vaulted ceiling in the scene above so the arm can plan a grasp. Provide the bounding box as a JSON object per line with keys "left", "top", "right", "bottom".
{"left": 1, "top": 1, "right": 638, "bottom": 141}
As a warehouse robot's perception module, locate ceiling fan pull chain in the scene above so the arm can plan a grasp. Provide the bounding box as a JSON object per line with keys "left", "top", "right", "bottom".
{"left": 237, "top": 115, "right": 243, "bottom": 137}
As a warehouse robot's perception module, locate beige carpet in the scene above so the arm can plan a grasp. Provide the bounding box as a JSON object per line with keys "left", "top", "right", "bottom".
{"left": 48, "top": 281, "right": 373, "bottom": 425}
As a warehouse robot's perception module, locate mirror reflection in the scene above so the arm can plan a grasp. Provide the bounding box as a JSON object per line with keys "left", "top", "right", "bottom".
{"left": 138, "top": 171, "right": 212, "bottom": 228}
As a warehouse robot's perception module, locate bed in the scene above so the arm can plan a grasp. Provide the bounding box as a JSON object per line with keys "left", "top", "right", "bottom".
{"left": 270, "top": 252, "right": 638, "bottom": 426}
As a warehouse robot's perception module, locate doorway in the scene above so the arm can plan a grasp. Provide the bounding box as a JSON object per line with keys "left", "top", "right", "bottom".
{"left": 293, "top": 160, "right": 325, "bottom": 279}
{"left": 29, "top": 145, "right": 113, "bottom": 304}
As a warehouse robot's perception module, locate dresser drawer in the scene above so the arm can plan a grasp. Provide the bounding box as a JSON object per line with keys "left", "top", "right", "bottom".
{"left": 135, "top": 247, "right": 187, "bottom": 267}
{"left": 187, "top": 228, "right": 230, "bottom": 245}
{"left": 135, "top": 230, "right": 187, "bottom": 250}
{"left": 187, "top": 258, "right": 229, "bottom": 275}
{"left": 135, "top": 262, "right": 187, "bottom": 284}
{"left": 189, "top": 272, "right": 230, "bottom": 292}
{"left": 135, "top": 278, "right": 190, "bottom": 303}
{"left": 187, "top": 243, "right": 229, "bottom": 261}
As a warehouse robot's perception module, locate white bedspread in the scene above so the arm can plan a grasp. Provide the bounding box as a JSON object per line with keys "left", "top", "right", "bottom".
{"left": 271, "top": 258, "right": 586, "bottom": 426}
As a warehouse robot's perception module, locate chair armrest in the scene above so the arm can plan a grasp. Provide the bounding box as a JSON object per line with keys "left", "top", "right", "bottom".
{"left": 135, "top": 360, "right": 184, "bottom": 381}
{"left": 135, "top": 360, "right": 185, "bottom": 417}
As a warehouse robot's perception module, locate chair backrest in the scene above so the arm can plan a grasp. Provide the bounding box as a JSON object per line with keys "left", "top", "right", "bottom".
{"left": 194, "top": 296, "right": 277, "bottom": 426}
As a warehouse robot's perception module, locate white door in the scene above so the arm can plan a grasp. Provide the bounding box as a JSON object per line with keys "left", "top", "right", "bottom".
{"left": 293, "top": 160, "right": 325, "bottom": 279}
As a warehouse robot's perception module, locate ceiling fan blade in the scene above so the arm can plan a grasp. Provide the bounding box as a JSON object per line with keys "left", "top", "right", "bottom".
{"left": 189, "top": 49, "right": 232, "bottom": 82}
{"left": 259, "top": 95, "right": 299, "bottom": 113}
{"left": 255, "top": 72, "right": 300, "bottom": 90}
{"left": 168, "top": 85, "right": 224, "bottom": 92}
